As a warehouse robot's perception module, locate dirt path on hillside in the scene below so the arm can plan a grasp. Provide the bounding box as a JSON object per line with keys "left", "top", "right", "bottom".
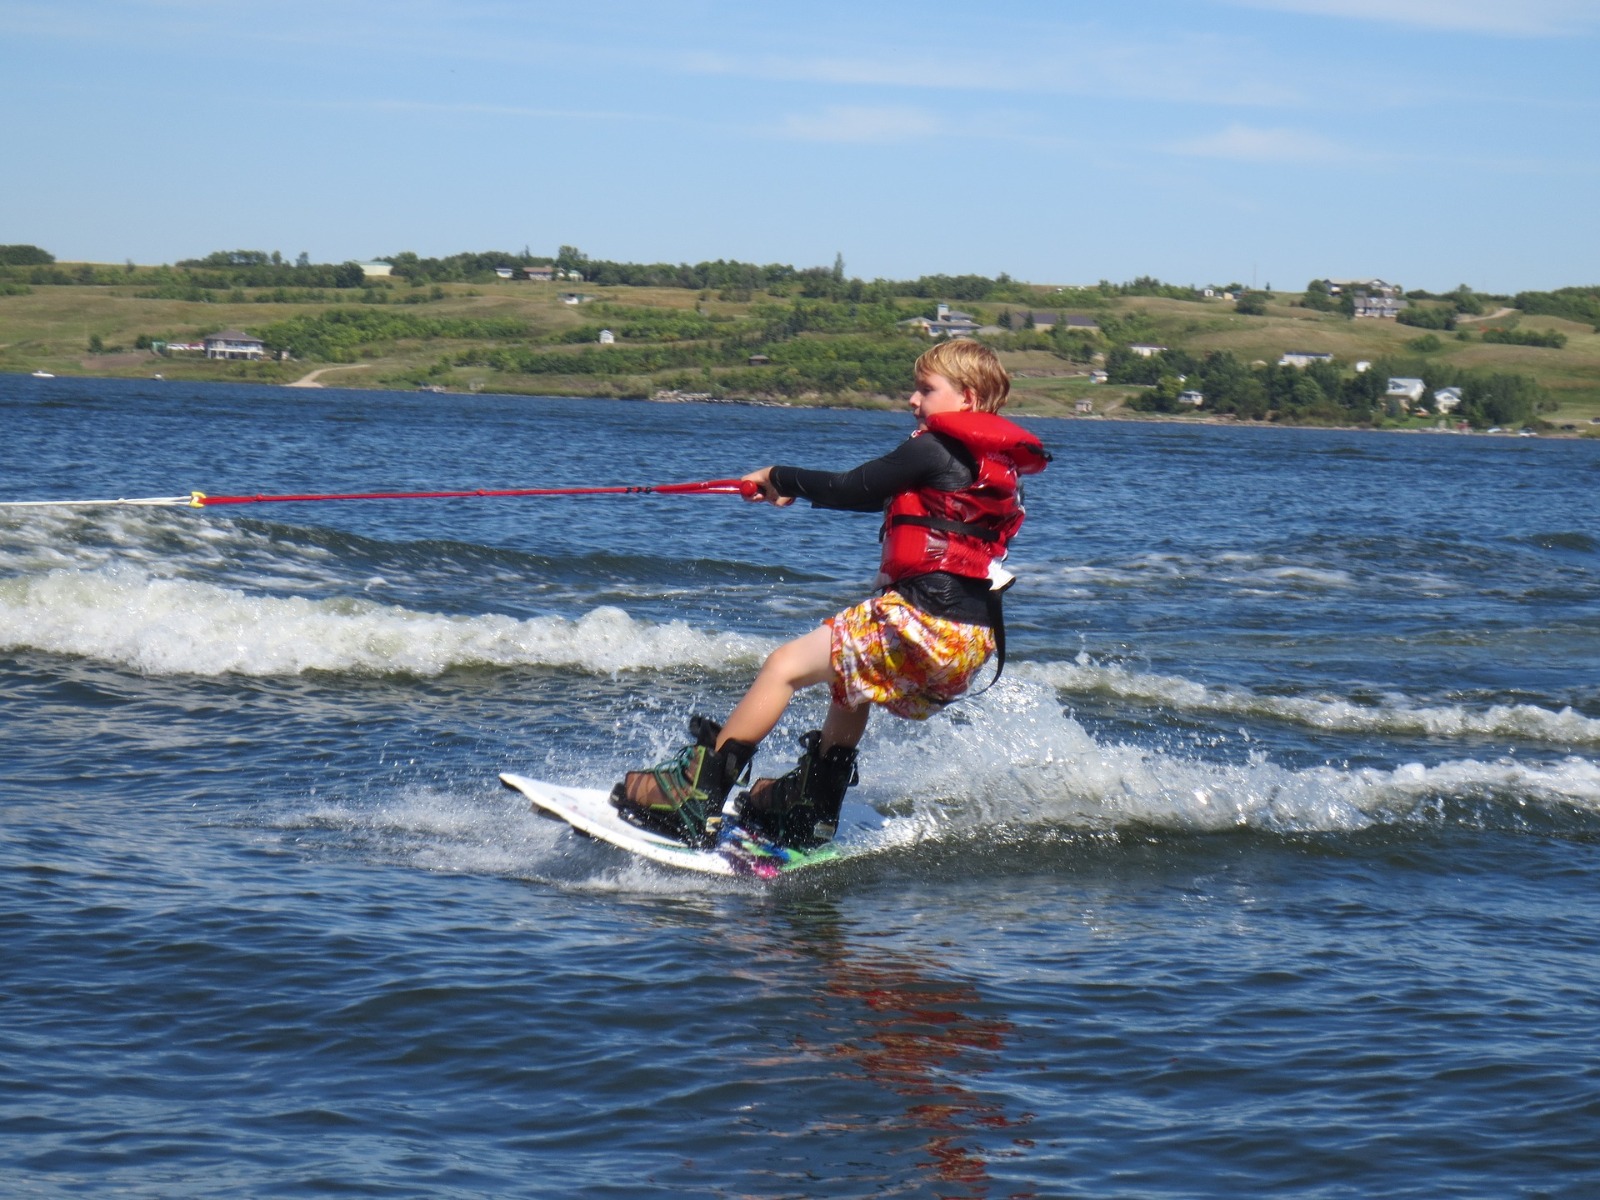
{"left": 1455, "top": 306, "right": 1515, "bottom": 323}
{"left": 285, "top": 365, "right": 372, "bottom": 388}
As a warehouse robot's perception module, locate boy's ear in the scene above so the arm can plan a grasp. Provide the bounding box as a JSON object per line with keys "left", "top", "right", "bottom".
{"left": 962, "top": 386, "right": 978, "bottom": 408}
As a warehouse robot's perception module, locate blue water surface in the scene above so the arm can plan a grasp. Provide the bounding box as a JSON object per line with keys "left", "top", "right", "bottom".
{"left": 3, "top": 374, "right": 1599, "bottom": 1198}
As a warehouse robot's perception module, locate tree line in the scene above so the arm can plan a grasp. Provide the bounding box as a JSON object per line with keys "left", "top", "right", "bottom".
{"left": 1119, "top": 347, "right": 1548, "bottom": 428}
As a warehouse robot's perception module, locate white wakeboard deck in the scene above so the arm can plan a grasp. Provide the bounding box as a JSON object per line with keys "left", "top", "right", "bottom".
{"left": 501, "top": 772, "right": 878, "bottom": 877}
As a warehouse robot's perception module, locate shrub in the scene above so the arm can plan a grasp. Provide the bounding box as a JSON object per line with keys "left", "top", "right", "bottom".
{"left": 1481, "top": 327, "right": 1567, "bottom": 349}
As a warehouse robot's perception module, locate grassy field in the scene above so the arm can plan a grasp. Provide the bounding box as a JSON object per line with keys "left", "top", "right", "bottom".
{"left": 2, "top": 270, "right": 1597, "bottom": 430}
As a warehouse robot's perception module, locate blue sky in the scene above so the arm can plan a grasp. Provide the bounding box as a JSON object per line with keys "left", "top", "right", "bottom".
{"left": 2, "top": 0, "right": 1595, "bottom": 293}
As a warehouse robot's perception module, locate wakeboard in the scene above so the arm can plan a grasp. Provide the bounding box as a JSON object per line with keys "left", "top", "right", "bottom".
{"left": 501, "top": 772, "right": 872, "bottom": 877}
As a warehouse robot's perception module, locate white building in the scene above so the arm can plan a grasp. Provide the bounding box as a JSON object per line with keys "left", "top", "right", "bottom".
{"left": 597, "top": 329, "right": 615, "bottom": 345}
{"left": 1128, "top": 343, "right": 1168, "bottom": 358}
{"left": 898, "top": 303, "right": 982, "bottom": 339}
{"left": 204, "top": 330, "right": 266, "bottom": 360}
{"left": 1386, "top": 377, "right": 1427, "bottom": 407}
{"left": 1279, "top": 351, "right": 1334, "bottom": 368}
{"left": 1353, "top": 295, "right": 1408, "bottom": 319}
{"left": 1325, "top": 278, "right": 1399, "bottom": 297}
{"left": 1433, "top": 386, "right": 1463, "bottom": 413}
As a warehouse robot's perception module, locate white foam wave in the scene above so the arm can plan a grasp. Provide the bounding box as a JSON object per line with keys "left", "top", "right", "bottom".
{"left": 1021, "top": 654, "right": 1600, "bottom": 747}
{"left": 0, "top": 567, "right": 771, "bottom": 677}
{"left": 864, "top": 680, "right": 1600, "bottom": 839}
{"left": 274, "top": 690, "right": 1600, "bottom": 890}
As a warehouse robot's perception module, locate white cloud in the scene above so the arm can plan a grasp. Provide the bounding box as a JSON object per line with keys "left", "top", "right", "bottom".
{"left": 777, "top": 105, "right": 940, "bottom": 143}
{"left": 679, "top": 42, "right": 1302, "bottom": 108}
{"left": 1168, "top": 123, "right": 1364, "bottom": 163}
{"left": 1216, "top": 0, "right": 1599, "bottom": 35}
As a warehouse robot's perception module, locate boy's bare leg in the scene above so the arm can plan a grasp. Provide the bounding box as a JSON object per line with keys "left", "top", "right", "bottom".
{"left": 820, "top": 697, "right": 869, "bottom": 752}
{"left": 717, "top": 624, "right": 834, "bottom": 749}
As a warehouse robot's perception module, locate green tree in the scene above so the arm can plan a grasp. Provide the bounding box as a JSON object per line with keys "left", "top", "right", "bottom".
{"left": 1461, "top": 373, "right": 1543, "bottom": 427}
{"left": 1449, "top": 283, "right": 1484, "bottom": 315}
{"left": 0, "top": 243, "right": 54, "bottom": 265}
{"left": 1302, "top": 279, "right": 1336, "bottom": 311}
{"left": 1397, "top": 304, "right": 1456, "bottom": 331}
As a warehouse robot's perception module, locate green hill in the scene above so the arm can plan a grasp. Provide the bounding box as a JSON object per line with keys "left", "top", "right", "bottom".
{"left": 2, "top": 258, "right": 1595, "bottom": 433}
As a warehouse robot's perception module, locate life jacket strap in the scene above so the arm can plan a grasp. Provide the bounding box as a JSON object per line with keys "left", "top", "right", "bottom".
{"left": 887, "top": 513, "right": 1002, "bottom": 543}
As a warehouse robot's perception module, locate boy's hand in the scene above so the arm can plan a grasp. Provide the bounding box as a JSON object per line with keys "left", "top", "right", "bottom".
{"left": 741, "top": 467, "right": 793, "bottom": 506}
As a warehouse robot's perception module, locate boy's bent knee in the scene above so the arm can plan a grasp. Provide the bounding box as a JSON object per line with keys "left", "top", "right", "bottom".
{"left": 761, "top": 625, "right": 834, "bottom": 690}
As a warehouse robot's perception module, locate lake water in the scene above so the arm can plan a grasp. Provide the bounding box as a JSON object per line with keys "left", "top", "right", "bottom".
{"left": 3, "top": 374, "right": 1599, "bottom": 1198}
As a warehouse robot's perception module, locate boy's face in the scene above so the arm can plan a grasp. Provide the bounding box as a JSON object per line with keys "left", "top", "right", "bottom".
{"left": 908, "top": 371, "right": 973, "bottom": 427}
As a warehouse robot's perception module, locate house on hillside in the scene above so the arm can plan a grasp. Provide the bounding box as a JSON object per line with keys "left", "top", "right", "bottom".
{"left": 1179, "top": 390, "right": 1205, "bottom": 407}
{"left": 597, "top": 329, "right": 615, "bottom": 345}
{"left": 204, "top": 330, "right": 265, "bottom": 361}
{"left": 899, "top": 303, "right": 981, "bottom": 339}
{"left": 1128, "top": 343, "right": 1168, "bottom": 358}
{"left": 358, "top": 261, "right": 392, "bottom": 278}
{"left": 1280, "top": 350, "right": 1334, "bottom": 368}
{"left": 1433, "top": 386, "right": 1463, "bottom": 413}
{"left": 494, "top": 266, "right": 515, "bottom": 279}
{"left": 1353, "top": 294, "right": 1408, "bottom": 319}
{"left": 524, "top": 266, "right": 556, "bottom": 281}
{"left": 1386, "top": 377, "right": 1427, "bottom": 410}
{"left": 1325, "top": 278, "right": 1399, "bottom": 297}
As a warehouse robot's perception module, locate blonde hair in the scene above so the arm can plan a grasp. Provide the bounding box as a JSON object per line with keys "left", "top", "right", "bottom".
{"left": 914, "top": 339, "right": 1010, "bottom": 413}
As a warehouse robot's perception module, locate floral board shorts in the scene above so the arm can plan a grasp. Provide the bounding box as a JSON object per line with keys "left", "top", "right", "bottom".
{"left": 827, "top": 591, "right": 996, "bottom": 720}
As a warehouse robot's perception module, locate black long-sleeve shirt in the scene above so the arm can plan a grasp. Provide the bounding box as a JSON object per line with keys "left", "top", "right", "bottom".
{"left": 769, "top": 431, "right": 997, "bottom": 626}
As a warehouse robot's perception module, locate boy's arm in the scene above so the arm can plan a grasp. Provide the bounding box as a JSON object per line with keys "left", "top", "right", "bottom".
{"left": 757, "top": 435, "right": 968, "bottom": 512}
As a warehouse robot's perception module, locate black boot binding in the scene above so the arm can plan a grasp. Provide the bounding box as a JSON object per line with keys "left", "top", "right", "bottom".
{"left": 732, "top": 730, "right": 858, "bottom": 849}
{"left": 610, "top": 715, "right": 757, "bottom": 848}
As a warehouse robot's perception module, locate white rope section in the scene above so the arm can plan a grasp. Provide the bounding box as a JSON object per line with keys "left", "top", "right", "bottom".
{"left": 0, "top": 496, "right": 194, "bottom": 508}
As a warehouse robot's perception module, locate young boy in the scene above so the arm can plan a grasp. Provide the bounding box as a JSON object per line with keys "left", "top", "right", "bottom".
{"left": 611, "top": 338, "right": 1049, "bottom": 848}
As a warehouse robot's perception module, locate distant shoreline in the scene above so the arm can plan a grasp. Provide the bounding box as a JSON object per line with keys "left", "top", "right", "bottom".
{"left": 8, "top": 367, "right": 1596, "bottom": 441}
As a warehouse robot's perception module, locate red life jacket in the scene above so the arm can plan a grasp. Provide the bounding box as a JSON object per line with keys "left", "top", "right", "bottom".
{"left": 877, "top": 410, "right": 1050, "bottom": 588}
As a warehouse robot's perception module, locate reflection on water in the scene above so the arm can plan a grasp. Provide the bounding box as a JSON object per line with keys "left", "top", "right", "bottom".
{"left": 787, "top": 908, "right": 1034, "bottom": 1197}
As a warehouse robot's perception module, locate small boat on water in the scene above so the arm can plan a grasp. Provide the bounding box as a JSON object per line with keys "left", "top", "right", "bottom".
{"left": 31, "top": 370, "right": 55, "bottom": 378}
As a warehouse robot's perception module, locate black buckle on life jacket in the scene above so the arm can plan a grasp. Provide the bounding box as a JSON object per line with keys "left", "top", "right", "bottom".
{"left": 887, "top": 514, "right": 1001, "bottom": 543}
